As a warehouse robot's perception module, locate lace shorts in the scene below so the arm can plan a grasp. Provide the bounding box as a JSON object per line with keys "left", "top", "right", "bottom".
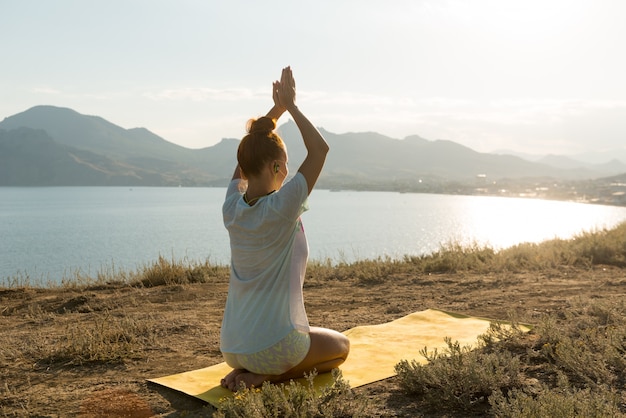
{"left": 223, "top": 329, "right": 311, "bottom": 375}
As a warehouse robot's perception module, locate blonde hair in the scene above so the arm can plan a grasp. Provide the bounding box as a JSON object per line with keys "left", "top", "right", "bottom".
{"left": 237, "top": 117, "right": 285, "bottom": 178}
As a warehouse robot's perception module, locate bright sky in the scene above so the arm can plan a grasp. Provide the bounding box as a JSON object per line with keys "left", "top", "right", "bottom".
{"left": 2, "top": 0, "right": 625, "bottom": 155}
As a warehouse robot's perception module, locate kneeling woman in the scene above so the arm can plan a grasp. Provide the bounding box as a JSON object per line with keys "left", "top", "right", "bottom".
{"left": 220, "top": 67, "right": 349, "bottom": 391}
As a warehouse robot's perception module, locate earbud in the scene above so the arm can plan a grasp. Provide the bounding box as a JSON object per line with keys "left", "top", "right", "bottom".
{"left": 274, "top": 164, "right": 279, "bottom": 173}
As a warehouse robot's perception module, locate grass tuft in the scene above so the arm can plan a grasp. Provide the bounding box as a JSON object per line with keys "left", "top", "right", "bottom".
{"left": 32, "top": 311, "right": 159, "bottom": 366}
{"left": 134, "top": 255, "right": 229, "bottom": 288}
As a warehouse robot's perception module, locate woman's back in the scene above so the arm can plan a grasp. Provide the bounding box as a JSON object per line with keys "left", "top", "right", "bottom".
{"left": 221, "top": 172, "right": 310, "bottom": 353}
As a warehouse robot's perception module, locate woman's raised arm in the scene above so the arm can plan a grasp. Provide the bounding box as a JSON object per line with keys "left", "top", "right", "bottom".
{"left": 277, "top": 67, "right": 329, "bottom": 195}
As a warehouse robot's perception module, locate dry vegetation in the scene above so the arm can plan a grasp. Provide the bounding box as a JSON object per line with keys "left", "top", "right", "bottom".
{"left": 1, "top": 223, "right": 626, "bottom": 417}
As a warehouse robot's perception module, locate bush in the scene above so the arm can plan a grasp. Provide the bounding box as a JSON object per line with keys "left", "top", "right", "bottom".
{"left": 214, "top": 369, "right": 369, "bottom": 418}
{"left": 490, "top": 383, "right": 624, "bottom": 418}
{"left": 571, "top": 224, "right": 626, "bottom": 267}
{"left": 535, "top": 300, "right": 626, "bottom": 388}
{"left": 395, "top": 336, "right": 523, "bottom": 411}
{"left": 395, "top": 300, "right": 626, "bottom": 416}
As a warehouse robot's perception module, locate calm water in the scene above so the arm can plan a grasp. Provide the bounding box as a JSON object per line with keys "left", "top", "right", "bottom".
{"left": 2, "top": 187, "right": 626, "bottom": 284}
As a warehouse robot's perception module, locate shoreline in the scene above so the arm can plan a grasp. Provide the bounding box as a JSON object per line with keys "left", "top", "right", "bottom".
{"left": 5, "top": 218, "right": 626, "bottom": 289}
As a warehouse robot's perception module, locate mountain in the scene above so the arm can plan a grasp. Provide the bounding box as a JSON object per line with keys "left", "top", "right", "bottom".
{"left": 494, "top": 149, "right": 626, "bottom": 175}
{"left": 0, "top": 106, "right": 237, "bottom": 186}
{"left": 279, "top": 123, "right": 619, "bottom": 188}
{"left": 571, "top": 149, "right": 626, "bottom": 165}
{"left": 0, "top": 106, "right": 188, "bottom": 160}
{"left": 1, "top": 105, "right": 625, "bottom": 189}
{"left": 0, "top": 128, "right": 168, "bottom": 186}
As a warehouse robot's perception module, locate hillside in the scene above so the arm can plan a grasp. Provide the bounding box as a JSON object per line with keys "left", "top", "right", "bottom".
{"left": 0, "top": 106, "right": 226, "bottom": 186}
{"left": 0, "top": 128, "right": 169, "bottom": 186}
{"left": 1, "top": 105, "right": 625, "bottom": 191}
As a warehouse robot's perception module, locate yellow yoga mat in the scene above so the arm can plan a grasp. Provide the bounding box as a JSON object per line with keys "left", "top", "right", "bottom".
{"left": 148, "top": 309, "right": 527, "bottom": 407}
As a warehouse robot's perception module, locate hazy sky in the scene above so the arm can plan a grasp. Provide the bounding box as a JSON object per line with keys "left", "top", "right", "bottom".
{"left": 2, "top": 0, "right": 625, "bottom": 155}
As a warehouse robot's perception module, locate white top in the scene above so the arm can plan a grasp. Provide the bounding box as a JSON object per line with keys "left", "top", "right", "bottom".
{"left": 220, "top": 172, "right": 311, "bottom": 354}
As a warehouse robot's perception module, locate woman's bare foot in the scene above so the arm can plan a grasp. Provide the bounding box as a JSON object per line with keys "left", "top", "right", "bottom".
{"left": 221, "top": 368, "right": 246, "bottom": 389}
{"left": 232, "top": 371, "right": 272, "bottom": 391}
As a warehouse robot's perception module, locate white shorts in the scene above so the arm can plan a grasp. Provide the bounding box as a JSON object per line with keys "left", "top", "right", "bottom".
{"left": 222, "top": 329, "right": 311, "bottom": 375}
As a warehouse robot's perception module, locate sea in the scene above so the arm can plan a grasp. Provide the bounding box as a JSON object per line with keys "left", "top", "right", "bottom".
{"left": 2, "top": 187, "right": 626, "bottom": 285}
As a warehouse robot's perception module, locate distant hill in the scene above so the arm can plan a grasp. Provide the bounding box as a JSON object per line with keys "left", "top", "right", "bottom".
{"left": 278, "top": 122, "right": 624, "bottom": 190}
{"left": 0, "top": 106, "right": 189, "bottom": 160}
{"left": 0, "top": 128, "right": 168, "bottom": 186}
{"left": 494, "top": 148, "right": 626, "bottom": 173}
{"left": 1, "top": 105, "right": 625, "bottom": 188}
{"left": 0, "top": 106, "right": 236, "bottom": 186}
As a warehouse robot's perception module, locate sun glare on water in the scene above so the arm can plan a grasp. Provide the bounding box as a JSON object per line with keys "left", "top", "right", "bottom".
{"left": 454, "top": 195, "right": 619, "bottom": 250}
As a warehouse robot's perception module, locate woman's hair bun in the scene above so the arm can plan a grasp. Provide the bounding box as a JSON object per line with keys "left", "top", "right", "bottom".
{"left": 247, "top": 116, "right": 276, "bottom": 135}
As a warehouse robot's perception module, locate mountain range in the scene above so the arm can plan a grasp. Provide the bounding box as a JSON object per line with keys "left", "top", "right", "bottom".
{"left": 1, "top": 105, "right": 625, "bottom": 189}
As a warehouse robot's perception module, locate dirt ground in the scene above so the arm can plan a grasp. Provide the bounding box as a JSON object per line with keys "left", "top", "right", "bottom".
{"left": 2, "top": 265, "right": 625, "bottom": 417}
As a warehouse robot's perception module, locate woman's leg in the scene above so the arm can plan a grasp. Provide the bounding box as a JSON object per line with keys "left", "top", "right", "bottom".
{"left": 230, "top": 327, "right": 349, "bottom": 390}
{"left": 289, "top": 327, "right": 350, "bottom": 374}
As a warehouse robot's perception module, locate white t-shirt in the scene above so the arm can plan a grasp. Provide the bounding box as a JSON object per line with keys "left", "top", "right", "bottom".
{"left": 220, "top": 172, "right": 311, "bottom": 354}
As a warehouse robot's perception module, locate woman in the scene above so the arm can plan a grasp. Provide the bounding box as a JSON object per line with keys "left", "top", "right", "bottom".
{"left": 220, "top": 67, "right": 350, "bottom": 391}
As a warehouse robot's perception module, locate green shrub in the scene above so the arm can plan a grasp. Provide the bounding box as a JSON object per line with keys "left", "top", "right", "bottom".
{"left": 214, "top": 369, "right": 369, "bottom": 418}
{"left": 487, "top": 300, "right": 626, "bottom": 417}
{"left": 395, "top": 300, "right": 626, "bottom": 416}
{"left": 395, "top": 337, "right": 523, "bottom": 411}
{"left": 535, "top": 300, "right": 626, "bottom": 388}
{"left": 489, "top": 384, "right": 624, "bottom": 418}
{"left": 478, "top": 318, "right": 529, "bottom": 350}
{"left": 571, "top": 224, "right": 626, "bottom": 267}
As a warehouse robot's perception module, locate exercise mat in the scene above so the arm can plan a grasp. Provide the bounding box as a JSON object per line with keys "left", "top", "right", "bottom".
{"left": 148, "top": 309, "right": 529, "bottom": 407}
